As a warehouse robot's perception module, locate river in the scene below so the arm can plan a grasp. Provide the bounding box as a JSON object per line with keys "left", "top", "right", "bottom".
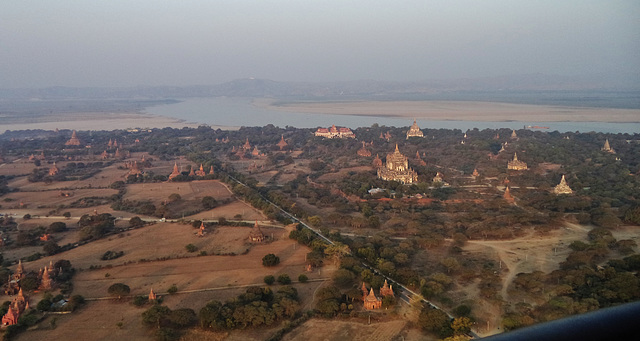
{"left": 144, "top": 97, "right": 640, "bottom": 134}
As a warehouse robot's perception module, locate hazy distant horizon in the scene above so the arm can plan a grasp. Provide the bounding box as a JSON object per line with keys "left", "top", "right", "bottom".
{"left": 1, "top": 1, "right": 638, "bottom": 88}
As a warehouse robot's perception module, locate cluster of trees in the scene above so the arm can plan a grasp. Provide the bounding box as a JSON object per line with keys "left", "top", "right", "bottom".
{"left": 505, "top": 230, "right": 640, "bottom": 330}
{"left": 198, "top": 286, "right": 300, "bottom": 331}
{"left": 142, "top": 304, "right": 197, "bottom": 341}
{"left": 78, "top": 213, "right": 115, "bottom": 241}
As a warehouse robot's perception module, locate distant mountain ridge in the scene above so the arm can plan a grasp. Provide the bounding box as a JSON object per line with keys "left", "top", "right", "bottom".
{"left": 1, "top": 73, "right": 638, "bottom": 100}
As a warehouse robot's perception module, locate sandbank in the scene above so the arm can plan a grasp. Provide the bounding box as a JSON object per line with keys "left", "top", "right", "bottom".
{"left": 0, "top": 111, "right": 235, "bottom": 132}
{"left": 255, "top": 99, "right": 640, "bottom": 123}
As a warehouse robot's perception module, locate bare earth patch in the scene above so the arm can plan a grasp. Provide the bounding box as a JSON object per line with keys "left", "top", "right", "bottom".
{"left": 282, "top": 318, "right": 408, "bottom": 341}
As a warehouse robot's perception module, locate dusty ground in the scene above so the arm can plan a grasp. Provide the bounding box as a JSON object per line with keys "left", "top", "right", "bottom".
{"left": 7, "top": 219, "right": 335, "bottom": 341}
{"left": 257, "top": 99, "right": 640, "bottom": 123}
{"left": 282, "top": 318, "right": 411, "bottom": 341}
{"left": 123, "top": 180, "right": 233, "bottom": 206}
{"left": 461, "top": 222, "right": 640, "bottom": 336}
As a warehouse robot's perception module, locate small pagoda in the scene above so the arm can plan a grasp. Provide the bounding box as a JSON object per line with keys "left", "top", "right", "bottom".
{"left": 511, "top": 130, "right": 518, "bottom": 139}
{"left": 48, "top": 162, "right": 60, "bottom": 176}
{"left": 363, "top": 288, "right": 382, "bottom": 310}
{"left": 357, "top": 141, "right": 372, "bottom": 157}
{"left": 503, "top": 186, "right": 515, "bottom": 203}
{"left": 372, "top": 154, "right": 383, "bottom": 168}
{"left": 277, "top": 135, "right": 288, "bottom": 150}
{"left": 1, "top": 288, "right": 28, "bottom": 326}
{"left": 243, "top": 138, "right": 252, "bottom": 151}
{"left": 602, "top": 139, "right": 616, "bottom": 154}
{"left": 65, "top": 130, "right": 81, "bottom": 146}
{"left": 507, "top": 153, "right": 528, "bottom": 171}
{"left": 553, "top": 175, "right": 573, "bottom": 195}
{"left": 406, "top": 119, "right": 424, "bottom": 139}
{"left": 249, "top": 221, "right": 265, "bottom": 242}
{"left": 195, "top": 164, "right": 206, "bottom": 177}
{"left": 168, "top": 162, "right": 181, "bottom": 180}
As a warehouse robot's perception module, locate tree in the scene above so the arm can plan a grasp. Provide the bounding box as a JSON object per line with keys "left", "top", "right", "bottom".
{"left": 47, "top": 222, "right": 67, "bottom": 233}
{"left": 452, "top": 317, "right": 473, "bottom": 335}
{"left": 108, "top": 283, "right": 131, "bottom": 299}
{"left": 202, "top": 196, "right": 218, "bottom": 210}
{"left": 167, "top": 284, "right": 178, "bottom": 294}
{"left": 262, "top": 253, "right": 280, "bottom": 267}
{"left": 419, "top": 307, "right": 453, "bottom": 338}
{"left": 129, "top": 216, "right": 144, "bottom": 228}
{"left": 298, "top": 274, "right": 308, "bottom": 283}
{"left": 185, "top": 244, "right": 198, "bottom": 253}
{"left": 43, "top": 241, "right": 61, "bottom": 256}
{"left": 277, "top": 274, "right": 291, "bottom": 285}
{"left": 308, "top": 215, "right": 322, "bottom": 227}
{"left": 324, "top": 242, "right": 350, "bottom": 265}
{"left": 264, "top": 275, "right": 275, "bottom": 285}
{"left": 142, "top": 304, "right": 171, "bottom": 329}
{"left": 62, "top": 212, "right": 71, "bottom": 218}
{"left": 168, "top": 193, "right": 181, "bottom": 202}
{"left": 441, "top": 257, "right": 461, "bottom": 274}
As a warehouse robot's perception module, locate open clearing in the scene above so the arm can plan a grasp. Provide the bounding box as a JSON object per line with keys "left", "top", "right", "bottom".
{"left": 461, "top": 222, "right": 639, "bottom": 336}
{"left": 123, "top": 180, "right": 233, "bottom": 206}
{"left": 282, "top": 318, "right": 412, "bottom": 341}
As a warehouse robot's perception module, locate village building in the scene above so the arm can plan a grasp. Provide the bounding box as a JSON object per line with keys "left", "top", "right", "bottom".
{"left": 406, "top": 119, "right": 424, "bottom": 139}
{"left": 602, "top": 139, "right": 616, "bottom": 153}
{"left": 48, "top": 162, "right": 60, "bottom": 176}
{"left": 277, "top": 135, "right": 288, "bottom": 150}
{"left": 377, "top": 144, "right": 418, "bottom": 184}
{"left": 357, "top": 141, "right": 372, "bottom": 157}
{"left": 507, "top": 153, "right": 528, "bottom": 171}
{"left": 314, "top": 125, "right": 355, "bottom": 139}
{"left": 195, "top": 164, "right": 206, "bottom": 177}
{"left": 372, "top": 154, "right": 383, "bottom": 168}
{"left": 2, "top": 288, "right": 28, "bottom": 326}
{"left": 554, "top": 175, "right": 573, "bottom": 195}
{"left": 168, "top": 162, "right": 181, "bottom": 181}
{"left": 249, "top": 221, "right": 265, "bottom": 242}
{"left": 65, "top": 130, "right": 81, "bottom": 146}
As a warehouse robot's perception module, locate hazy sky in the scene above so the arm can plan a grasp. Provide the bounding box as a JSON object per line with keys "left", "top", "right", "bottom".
{"left": 1, "top": 1, "right": 638, "bottom": 87}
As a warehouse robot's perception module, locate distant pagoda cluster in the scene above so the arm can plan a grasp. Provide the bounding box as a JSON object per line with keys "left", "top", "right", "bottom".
{"left": 507, "top": 152, "right": 528, "bottom": 171}
{"left": 314, "top": 125, "right": 355, "bottom": 139}
{"left": 377, "top": 144, "right": 418, "bottom": 184}
{"left": 406, "top": 119, "right": 424, "bottom": 139}
{"left": 168, "top": 162, "right": 214, "bottom": 181}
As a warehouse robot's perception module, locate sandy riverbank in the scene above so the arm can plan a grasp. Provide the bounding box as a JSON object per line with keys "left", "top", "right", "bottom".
{"left": 255, "top": 99, "right": 640, "bottom": 123}
{"left": 1, "top": 111, "right": 237, "bottom": 132}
